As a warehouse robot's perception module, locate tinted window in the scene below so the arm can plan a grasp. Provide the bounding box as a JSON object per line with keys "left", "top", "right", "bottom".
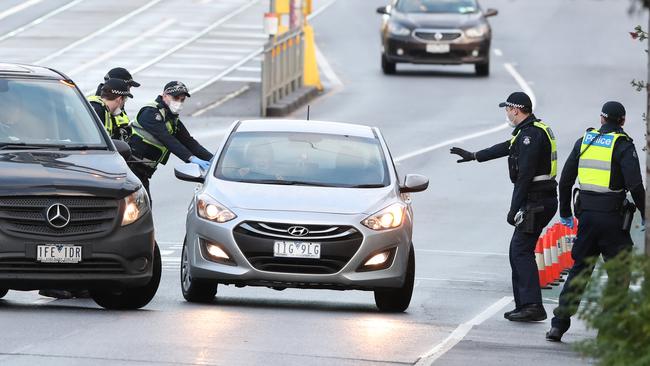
{"left": 396, "top": 0, "right": 478, "bottom": 14}
{"left": 0, "top": 78, "right": 106, "bottom": 146}
{"left": 216, "top": 131, "right": 390, "bottom": 188}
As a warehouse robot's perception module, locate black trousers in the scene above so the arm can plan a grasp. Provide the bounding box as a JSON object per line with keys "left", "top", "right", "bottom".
{"left": 509, "top": 196, "right": 558, "bottom": 308}
{"left": 551, "top": 210, "right": 633, "bottom": 331}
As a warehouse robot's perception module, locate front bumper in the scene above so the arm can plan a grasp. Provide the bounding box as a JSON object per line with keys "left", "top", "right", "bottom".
{"left": 384, "top": 35, "right": 490, "bottom": 65}
{"left": 186, "top": 208, "right": 413, "bottom": 291}
{"left": 0, "top": 213, "right": 155, "bottom": 291}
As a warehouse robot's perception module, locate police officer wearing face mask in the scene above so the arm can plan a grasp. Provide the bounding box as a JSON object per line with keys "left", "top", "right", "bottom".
{"left": 546, "top": 101, "right": 646, "bottom": 342}
{"left": 450, "top": 92, "right": 558, "bottom": 322}
{"left": 128, "top": 81, "right": 213, "bottom": 200}
{"left": 89, "top": 67, "right": 140, "bottom": 141}
{"left": 88, "top": 78, "right": 133, "bottom": 139}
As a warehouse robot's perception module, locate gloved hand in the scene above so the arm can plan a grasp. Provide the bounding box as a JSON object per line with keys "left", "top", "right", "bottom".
{"left": 450, "top": 147, "right": 475, "bottom": 163}
{"left": 507, "top": 210, "right": 517, "bottom": 226}
{"left": 560, "top": 216, "right": 574, "bottom": 229}
{"left": 189, "top": 156, "right": 211, "bottom": 171}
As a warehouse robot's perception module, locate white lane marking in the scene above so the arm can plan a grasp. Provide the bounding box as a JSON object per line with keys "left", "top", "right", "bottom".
{"left": 221, "top": 76, "right": 261, "bottom": 83}
{"left": 416, "top": 277, "right": 485, "bottom": 284}
{"left": 222, "top": 24, "right": 264, "bottom": 30}
{"left": 315, "top": 43, "right": 344, "bottom": 88}
{"left": 307, "top": 0, "right": 338, "bottom": 20}
{"left": 130, "top": 0, "right": 260, "bottom": 76}
{"left": 209, "top": 31, "right": 268, "bottom": 39}
{"left": 417, "top": 249, "right": 508, "bottom": 257}
{"left": 415, "top": 296, "right": 513, "bottom": 365}
{"left": 0, "top": 0, "right": 84, "bottom": 43}
{"left": 172, "top": 53, "right": 250, "bottom": 61}
{"left": 504, "top": 62, "right": 537, "bottom": 109}
{"left": 493, "top": 48, "right": 503, "bottom": 57}
{"left": 195, "top": 39, "right": 263, "bottom": 46}
{"left": 191, "top": 46, "right": 263, "bottom": 93}
{"left": 70, "top": 18, "right": 176, "bottom": 77}
{"left": 156, "top": 63, "right": 227, "bottom": 70}
{"left": 192, "top": 85, "right": 250, "bottom": 117}
{"left": 236, "top": 66, "right": 261, "bottom": 72}
{"left": 34, "top": 0, "right": 164, "bottom": 64}
{"left": 394, "top": 123, "right": 509, "bottom": 163}
{"left": 183, "top": 46, "right": 255, "bottom": 54}
{"left": 160, "top": 250, "right": 175, "bottom": 256}
{"left": 0, "top": 0, "right": 42, "bottom": 22}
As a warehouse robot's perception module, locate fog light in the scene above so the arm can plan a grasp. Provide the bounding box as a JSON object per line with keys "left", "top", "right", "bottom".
{"left": 472, "top": 49, "right": 480, "bottom": 57}
{"left": 397, "top": 48, "right": 404, "bottom": 56}
{"left": 365, "top": 252, "right": 389, "bottom": 266}
{"left": 206, "top": 243, "right": 229, "bottom": 260}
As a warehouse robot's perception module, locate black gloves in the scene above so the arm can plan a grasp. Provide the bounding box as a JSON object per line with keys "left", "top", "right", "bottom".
{"left": 450, "top": 147, "right": 475, "bottom": 163}
{"left": 507, "top": 210, "right": 517, "bottom": 226}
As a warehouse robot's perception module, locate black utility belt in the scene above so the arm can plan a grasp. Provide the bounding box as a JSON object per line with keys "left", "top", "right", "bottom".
{"left": 527, "top": 191, "right": 557, "bottom": 200}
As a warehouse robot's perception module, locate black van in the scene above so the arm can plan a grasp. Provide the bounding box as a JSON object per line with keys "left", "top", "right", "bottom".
{"left": 0, "top": 63, "right": 160, "bottom": 309}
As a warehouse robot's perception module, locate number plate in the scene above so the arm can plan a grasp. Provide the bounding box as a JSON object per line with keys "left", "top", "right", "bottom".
{"left": 273, "top": 241, "right": 321, "bottom": 259}
{"left": 426, "top": 43, "right": 450, "bottom": 54}
{"left": 37, "top": 245, "right": 82, "bottom": 263}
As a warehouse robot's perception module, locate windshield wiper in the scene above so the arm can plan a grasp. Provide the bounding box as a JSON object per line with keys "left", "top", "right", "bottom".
{"left": 57, "top": 145, "right": 108, "bottom": 151}
{"left": 0, "top": 143, "right": 53, "bottom": 151}
{"left": 240, "top": 179, "right": 340, "bottom": 187}
{"left": 348, "top": 184, "right": 386, "bottom": 188}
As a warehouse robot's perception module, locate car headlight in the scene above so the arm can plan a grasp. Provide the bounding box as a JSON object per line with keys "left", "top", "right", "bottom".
{"left": 197, "top": 193, "right": 236, "bottom": 223}
{"left": 121, "top": 186, "right": 149, "bottom": 226}
{"left": 362, "top": 203, "right": 406, "bottom": 231}
{"left": 465, "top": 24, "right": 489, "bottom": 38}
{"left": 388, "top": 22, "right": 411, "bottom": 36}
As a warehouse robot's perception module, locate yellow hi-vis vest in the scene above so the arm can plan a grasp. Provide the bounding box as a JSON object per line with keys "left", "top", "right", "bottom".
{"left": 577, "top": 130, "right": 627, "bottom": 193}
{"left": 131, "top": 102, "right": 179, "bottom": 169}
{"left": 87, "top": 95, "right": 113, "bottom": 136}
{"left": 510, "top": 121, "right": 558, "bottom": 181}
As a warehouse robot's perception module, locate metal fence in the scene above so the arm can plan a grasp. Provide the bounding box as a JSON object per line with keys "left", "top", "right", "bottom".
{"left": 261, "top": 28, "right": 305, "bottom": 116}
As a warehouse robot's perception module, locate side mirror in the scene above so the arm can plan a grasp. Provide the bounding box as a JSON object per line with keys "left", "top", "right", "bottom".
{"left": 376, "top": 6, "right": 389, "bottom": 15}
{"left": 112, "top": 139, "right": 131, "bottom": 160}
{"left": 400, "top": 174, "right": 429, "bottom": 193}
{"left": 175, "top": 163, "right": 205, "bottom": 183}
{"left": 484, "top": 8, "right": 498, "bottom": 17}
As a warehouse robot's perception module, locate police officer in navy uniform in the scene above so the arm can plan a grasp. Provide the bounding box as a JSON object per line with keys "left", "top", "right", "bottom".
{"left": 546, "top": 101, "right": 646, "bottom": 342}
{"left": 128, "top": 81, "right": 213, "bottom": 201}
{"left": 450, "top": 92, "right": 558, "bottom": 322}
{"left": 91, "top": 67, "right": 140, "bottom": 141}
{"left": 88, "top": 78, "right": 133, "bottom": 140}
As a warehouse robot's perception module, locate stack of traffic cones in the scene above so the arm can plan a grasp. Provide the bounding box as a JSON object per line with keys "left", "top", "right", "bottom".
{"left": 535, "top": 219, "right": 578, "bottom": 288}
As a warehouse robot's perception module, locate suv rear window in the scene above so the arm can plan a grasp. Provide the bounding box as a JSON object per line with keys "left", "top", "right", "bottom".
{"left": 0, "top": 78, "right": 106, "bottom": 146}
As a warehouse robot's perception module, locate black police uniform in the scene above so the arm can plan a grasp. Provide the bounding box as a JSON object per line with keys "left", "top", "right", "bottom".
{"left": 550, "top": 122, "right": 645, "bottom": 335}
{"left": 128, "top": 95, "right": 213, "bottom": 200}
{"left": 474, "top": 114, "right": 558, "bottom": 313}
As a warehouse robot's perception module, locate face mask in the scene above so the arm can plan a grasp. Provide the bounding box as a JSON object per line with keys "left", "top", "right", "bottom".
{"left": 112, "top": 107, "right": 122, "bottom": 116}
{"left": 506, "top": 112, "right": 516, "bottom": 128}
{"left": 169, "top": 100, "right": 184, "bottom": 114}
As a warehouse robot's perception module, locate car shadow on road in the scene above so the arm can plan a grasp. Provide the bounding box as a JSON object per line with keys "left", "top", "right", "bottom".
{"left": 0, "top": 299, "right": 153, "bottom": 313}
{"left": 389, "top": 70, "right": 482, "bottom": 79}
{"left": 183, "top": 296, "right": 399, "bottom": 314}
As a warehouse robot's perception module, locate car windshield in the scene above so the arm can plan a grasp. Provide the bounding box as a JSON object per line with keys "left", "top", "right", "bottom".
{"left": 216, "top": 131, "right": 390, "bottom": 188}
{"left": 396, "top": 0, "right": 478, "bottom": 14}
{"left": 0, "top": 78, "right": 106, "bottom": 147}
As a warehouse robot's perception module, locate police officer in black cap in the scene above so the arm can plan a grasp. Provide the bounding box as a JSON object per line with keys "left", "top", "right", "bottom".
{"left": 128, "top": 81, "right": 213, "bottom": 201}
{"left": 88, "top": 78, "right": 133, "bottom": 140}
{"left": 546, "top": 101, "right": 646, "bottom": 342}
{"left": 450, "top": 92, "right": 558, "bottom": 322}
{"left": 89, "top": 67, "right": 140, "bottom": 141}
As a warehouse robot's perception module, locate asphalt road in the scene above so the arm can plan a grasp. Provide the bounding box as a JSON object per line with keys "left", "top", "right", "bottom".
{"left": 0, "top": 0, "right": 647, "bottom": 365}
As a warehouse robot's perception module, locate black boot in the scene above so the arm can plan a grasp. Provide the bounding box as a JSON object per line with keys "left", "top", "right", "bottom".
{"left": 506, "top": 303, "right": 547, "bottom": 322}
{"left": 503, "top": 307, "right": 520, "bottom": 319}
{"left": 546, "top": 327, "right": 566, "bottom": 342}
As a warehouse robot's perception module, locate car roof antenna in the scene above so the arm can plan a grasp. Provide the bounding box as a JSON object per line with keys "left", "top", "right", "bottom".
{"left": 306, "top": 105, "right": 310, "bottom": 121}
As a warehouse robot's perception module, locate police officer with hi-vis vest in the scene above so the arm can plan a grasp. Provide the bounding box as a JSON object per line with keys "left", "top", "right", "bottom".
{"left": 87, "top": 79, "right": 133, "bottom": 140}
{"left": 128, "top": 81, "right": 213, "bottom": 201}
{"left": 89, "top": 67, "right": 140, "bottom": 141}
{"left": 450, "top": 92, "right": 558, "bottom": 322}
{"left": 546, "top": 101, "right": 646, "bottom": 342}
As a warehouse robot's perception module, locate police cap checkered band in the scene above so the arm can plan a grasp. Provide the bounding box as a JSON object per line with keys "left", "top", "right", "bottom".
{"left": 498, "top": 92, "right": 532, "bottom": 110}
{"left": 101, "top": 78, "right": 133, "bottom": 98}
{"left": 163, "top": 81, "right": 191, "bottom": 97}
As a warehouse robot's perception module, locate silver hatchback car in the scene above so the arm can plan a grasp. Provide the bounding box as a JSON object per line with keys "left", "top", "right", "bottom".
{"left": 175, "top": 120, "right": 428, "bottom": 312}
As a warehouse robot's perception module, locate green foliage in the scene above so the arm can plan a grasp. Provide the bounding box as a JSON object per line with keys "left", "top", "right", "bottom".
{"left": 574, "top": 252, "right": 650, "bottom": 366}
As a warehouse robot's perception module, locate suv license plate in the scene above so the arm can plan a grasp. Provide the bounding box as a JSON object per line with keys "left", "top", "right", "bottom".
{"left": 37, "top": 245, "right": 82, "bottom": 263}
{"left": 274, "top": 242, "right": 321, "bottom": 259}
{"left": 426, "top": 43, "right": 450, "bottom": 54}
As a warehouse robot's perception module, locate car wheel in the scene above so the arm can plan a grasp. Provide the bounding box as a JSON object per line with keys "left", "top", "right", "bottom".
{"left": 374, "top": 244, "right": 415, "bottom": 313}
{"left": 91, "top": 242, "right": 162, "bottom": 310}
{"left": 0, "top": 288, "right": 8, "bottom": 299}
{"left": 382, "top": 54, "right": 396, "bottom": 75}
{"left": 181, "top": 240, "right": 217, "bottom": 303}
{"left": 475, "top": 61, "right": 490, "bottom": 77}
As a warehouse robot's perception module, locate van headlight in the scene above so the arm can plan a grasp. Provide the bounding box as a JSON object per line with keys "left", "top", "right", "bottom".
{"left": 388, "top": 22, "right": 412, "bottom": 36}
{"left": 362, "top": 203, "right": 406, "bottom": 230}
{"left": 465, "top": 24, "right": 489, "bottom": 38}
{"left": 121, "top": 186, "right": 149, "bottom": 226}
{"left": 197, "top": 193, "right": 236, "bottom": 223}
